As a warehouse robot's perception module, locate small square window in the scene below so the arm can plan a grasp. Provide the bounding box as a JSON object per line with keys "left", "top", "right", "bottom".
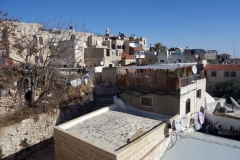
{"left": 140, "top": 96, "right": 152, "bottom": 107}
{"left": 211, "top": 71, "right": 216, "bottom": 77}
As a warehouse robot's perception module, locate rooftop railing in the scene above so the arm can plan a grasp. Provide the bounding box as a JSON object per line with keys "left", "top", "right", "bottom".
{"left": 116, "top": 70, "right": 204, "bottom": 91}
{"left": 181, "top": 74, "right": 201, "bottom": 87}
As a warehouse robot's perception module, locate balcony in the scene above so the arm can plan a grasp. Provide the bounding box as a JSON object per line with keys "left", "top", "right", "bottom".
{"left": 181, "top": 74, "right": 201, "bottom": 87}
{"left": 116, "top": 69, "right": 204, "bottom": 91}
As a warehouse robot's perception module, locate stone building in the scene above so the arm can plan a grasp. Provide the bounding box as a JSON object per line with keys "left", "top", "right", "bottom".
{"left": 121, "top": 53, "right": 136, "bottom": 66}
{"left": 204, "top": 64, "right": 240, "bottom": 94}
{"left": 0, "top": 21, "right": 93, "bottom": 67}
{"left": 83, "top": 28, "right": 148, "bottom": 68}
{"left": 217, "top": 53, "right": 231, "bottom": 63}
{"left": 51, "top": 40, "right": 87, "bottom": 68}
{"left": 84, "top": 46, "right": 121, "bottom": 67}
{"left": 116, "top": 63, "right": 206, "bottom": 117}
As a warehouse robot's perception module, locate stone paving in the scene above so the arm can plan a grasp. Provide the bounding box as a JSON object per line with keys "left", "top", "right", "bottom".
{"left": 66, "top": 108, "right": 161, "bottom": 152}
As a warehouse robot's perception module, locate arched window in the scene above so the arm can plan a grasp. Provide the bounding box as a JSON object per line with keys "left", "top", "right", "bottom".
{"left": 231, "top": 72, "right": 236, "bottom": 77}
{"left": 224, "top": 71, "right": 229, "bottom": 77}
{"left": 186, "top": 99, "right": 190, "bottom": 114}
{"left": 211, "top": 71, "right": 216, "bottom": 77}
{"left": 33, "top": 36, "right": 37, "bottom": 44}
{"left": 39, "top": 37, "right": 43, "bottom": 45}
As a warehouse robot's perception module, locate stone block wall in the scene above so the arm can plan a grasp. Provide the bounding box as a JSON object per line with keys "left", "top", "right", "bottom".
{"left": 54, "top": 128, "right": 116, "bottom": 160}
{"left": 0, "top": 97, "right": 93, "bottom": 159}
{"left": 0, "top": 111, "right": 59, "bottom": 159}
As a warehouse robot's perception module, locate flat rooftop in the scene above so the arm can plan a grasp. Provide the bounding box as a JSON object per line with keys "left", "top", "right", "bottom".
{"left": 161, "top": 131, "right": 240, "bottom": 160}
{"left": 118, "top": 63, "right": 197, "bottom": 70}
{"left": 66, "top": 108, "right": 161, "bottom": 152}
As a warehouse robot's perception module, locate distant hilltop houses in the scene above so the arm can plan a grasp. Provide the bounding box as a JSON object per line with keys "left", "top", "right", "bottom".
{"left": 1, "top": 21, "right": 239, "bottom": 69}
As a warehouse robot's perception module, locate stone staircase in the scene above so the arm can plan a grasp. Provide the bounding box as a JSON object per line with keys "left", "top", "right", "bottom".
{"left": 93, "top": 85, "right": 117, "bottom": 109}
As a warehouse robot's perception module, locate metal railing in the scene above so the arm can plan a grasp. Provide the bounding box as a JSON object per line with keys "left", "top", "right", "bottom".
{"left": 181, "top": 74, "right": 201, "bottom": 87}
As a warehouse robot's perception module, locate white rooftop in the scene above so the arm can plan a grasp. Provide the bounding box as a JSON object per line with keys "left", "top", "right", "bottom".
{"left": 119, "top": 63, "right": 197, "bottom": 70}
{"left": 161, "top": 131, "right": 240, "bottom": 160}
{"left": 66, "top": 107, "right": 165, "bottom": 152}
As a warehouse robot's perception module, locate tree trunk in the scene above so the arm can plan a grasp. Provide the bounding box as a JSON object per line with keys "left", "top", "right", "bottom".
{"left": 31, "top": 76, "right": 38, "bottom": 104}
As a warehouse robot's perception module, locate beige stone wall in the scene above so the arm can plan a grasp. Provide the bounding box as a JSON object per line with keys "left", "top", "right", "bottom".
{"left": 0, "top": 111, "right": 59, "bottom": 158}
{"left": 2, "top": 21, "right": 91, "bottom": 66}
{"left": 122, "top": 58, "right": 136, "bottom": 66}
{"left": 112, "top": 39, "right": 124, "bottom": 49}
{"left": 104, "top": 49, "right": 121, "bottom": 67}
{"left": 85, "top": 48, "right": 105, "bottom": 67}
{"left": 85, "top": 47, "right": 121, "bottom": 67}
{"left": 180, "top": 79, "right": 206, "bottom": 116}
{"left": 120, "top": 87, "right": 180, "bottom": 116}
{"left": 88, "top": 35, "right": 104, "bottom": 47}
{"left": 145, "top": 55, "right": 157, "bottom": 65}
{"left": 54, "top": 128, "right": 116, "bottom": 160}
{"left": 102, "top": 67, "right": 117, "bottom": 85}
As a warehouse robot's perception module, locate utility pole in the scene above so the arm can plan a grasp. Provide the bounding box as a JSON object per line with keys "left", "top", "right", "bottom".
{"left": 234, "top": 42, "right": 235, "bottom": 58}
{"left": 177, "top": 36, "right": 179, "bottom": 48}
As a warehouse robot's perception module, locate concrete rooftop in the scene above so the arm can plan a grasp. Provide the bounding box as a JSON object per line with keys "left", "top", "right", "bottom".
{"left": 66, "top": 108, "right": 162, "bottom": 152}
{"left": 161, "top": 131, "right": 240, "bottom": 160}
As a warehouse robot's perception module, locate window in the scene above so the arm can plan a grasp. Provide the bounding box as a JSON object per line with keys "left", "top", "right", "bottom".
{"left": 39, "top": 37, "right": 43, "bottom": 45}
{"left": 35, "top": 56, "right": 39, "bottom": 63}
{"left": 196, "top": 89, "right": 201, "bottom": 98}
{"left": 122, "top": 45, "right": 125, "bottom": 49}
{"left": 70, "top": 35, "right": 76, "bottom": 41}
{"left": 33, "top": 36, "right": 38, "bottom": 44}
{"left": 160, "top": 60, "right": 164, "bottom": 63}
{"left": 231, "top": 72, "right": 236, "bottom": 77}
{"left": 224, "top": 71, "right": 229, "bottom": 77}
{"left": 106, "top": 49, "right": 110, "bottom": 56}
{"left": 2, "top": 30, "right": 6, "bottom": 39}
{"left": 141, "top": 97, "right": 152, "bottom": 107}
{"left": 116, "top": 50, "right": 118, "bottom": 56}
{"left": 211, "top": 71, "right": 216, "bottom": 77}
{"left": 112, "top": 44, "right": 115, "bottom": 49}
{"left": 186, "top": 99, "right": 190, "bottom": 114}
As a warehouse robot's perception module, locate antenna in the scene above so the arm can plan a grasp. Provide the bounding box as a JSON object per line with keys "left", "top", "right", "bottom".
{"left": 234, "top": 42, "right": 235, "bottom": 58}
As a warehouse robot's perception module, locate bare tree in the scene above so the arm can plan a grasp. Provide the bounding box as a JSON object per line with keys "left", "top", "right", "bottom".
{"left": 1, "top": 11, "right": 88, "bottom": 107}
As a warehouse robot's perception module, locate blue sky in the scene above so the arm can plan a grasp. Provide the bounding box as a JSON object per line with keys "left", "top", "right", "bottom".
{"left": 2, "top": 0, "right": 240, "bottom": 57}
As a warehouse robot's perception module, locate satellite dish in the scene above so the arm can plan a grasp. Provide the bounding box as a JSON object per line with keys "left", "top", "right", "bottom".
{"left": 100, "top": 61, "right": 104, "bottom": 66}
{"left": 230, "top": 97, "right": 240, "bottom": 109}
{"left": 181, "top": 115, "right": 188, "bottom": 128}
{"left": 192, "top": 65, "right": 197, "bottom": 74}
{"left": 174, "top": 120, "right": 181, "bottom": 132}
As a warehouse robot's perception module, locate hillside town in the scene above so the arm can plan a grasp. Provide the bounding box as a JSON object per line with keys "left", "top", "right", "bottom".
{"left": 1, "top": 11, "right": 240, "bottom": 160}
